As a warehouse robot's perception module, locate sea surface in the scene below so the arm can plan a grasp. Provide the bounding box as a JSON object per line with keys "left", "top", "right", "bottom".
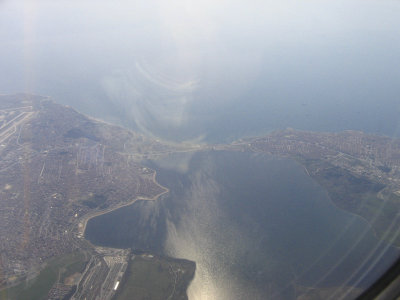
{"left": 2, "top": 1, "right": 400, "bottom": 143}
{"left": 85, "top": 150, "right": 399, "bottom": 299}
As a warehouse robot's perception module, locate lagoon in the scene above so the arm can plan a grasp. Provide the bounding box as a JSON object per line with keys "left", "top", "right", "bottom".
{"left": 85, "top": 150, "right": 399, "bottom": 299}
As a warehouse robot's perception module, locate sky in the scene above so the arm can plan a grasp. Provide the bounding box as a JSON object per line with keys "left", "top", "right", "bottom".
{"left": 1, "top": 0, "right": 400, "bottom": 142}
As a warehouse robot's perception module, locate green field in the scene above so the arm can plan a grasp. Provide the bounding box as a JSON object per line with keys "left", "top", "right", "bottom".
{"left": 302, "top": 159, "right": 400, "bottom": 247}
{"left": 115, "top": 254, "right": 195, "bottom": 300}
{"left": 0, "top": 252, "right": 87, "bottom": 300}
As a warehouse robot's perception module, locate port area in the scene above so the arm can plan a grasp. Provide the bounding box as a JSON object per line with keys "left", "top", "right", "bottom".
{"left": 71, "top": 247, "right": 130, "bottom": 300}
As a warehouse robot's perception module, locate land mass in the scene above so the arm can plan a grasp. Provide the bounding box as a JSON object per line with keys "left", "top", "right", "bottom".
{"left": 0, "top": 94, "right": 196, "bottom": 300}
{"left": 0, "top": 94, "right": 399, "bottom": 300}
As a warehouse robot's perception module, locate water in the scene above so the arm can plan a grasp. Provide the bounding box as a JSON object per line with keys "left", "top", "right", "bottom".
{"left": 85, "top": 150, "right": 399, "bottom": 299}
{"left": 2, "top": 1, "right": 400, "bottom": 142}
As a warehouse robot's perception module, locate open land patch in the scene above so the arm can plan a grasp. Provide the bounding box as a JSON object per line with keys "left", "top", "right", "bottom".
{"left": 114, "top": 253, "right": 195, "bottom": 300}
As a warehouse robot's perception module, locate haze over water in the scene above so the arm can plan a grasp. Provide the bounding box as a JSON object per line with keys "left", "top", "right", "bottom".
{"left": 85, "top": 151, "right": 399, "bottom": 299}
{"left": 1, "top": 0, "right": 400, "bottom": 142}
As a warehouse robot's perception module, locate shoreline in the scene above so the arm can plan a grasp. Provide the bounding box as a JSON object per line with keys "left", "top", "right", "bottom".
{"left": 300, "top": 164, "right": 400, "bottom": 250}
{"left": 251, "top": 148, "right": 400, "bottom": 249}
{"left": 78, "top": 170, "right": 169, "bottom": 238}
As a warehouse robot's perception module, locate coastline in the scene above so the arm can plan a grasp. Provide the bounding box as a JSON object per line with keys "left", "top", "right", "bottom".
{"left": 251, "top": 148, "right": 400, "bottom": 249}
{"left": 301, "top": 164, "right": 400, "bottom": 250}
{"left": 321, "top": 189, "right": 400, "bottom": 250}
{"left": 296, "top": 159, "right": 400, "bottom": 250}
{"left": 77, "top": 165, "right": 197, "bottom": 300}
{"left": 78, "top": 170, "right": 169, "bottom": 238}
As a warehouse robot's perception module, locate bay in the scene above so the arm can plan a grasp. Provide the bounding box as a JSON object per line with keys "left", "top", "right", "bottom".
{"left": 85, "top": 150, "right": 399, "bottom": 299}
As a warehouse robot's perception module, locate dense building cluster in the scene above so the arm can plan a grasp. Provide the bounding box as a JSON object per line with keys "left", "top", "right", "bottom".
{"left": 0, "top": 95, "right": 169, "bottom": 288}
